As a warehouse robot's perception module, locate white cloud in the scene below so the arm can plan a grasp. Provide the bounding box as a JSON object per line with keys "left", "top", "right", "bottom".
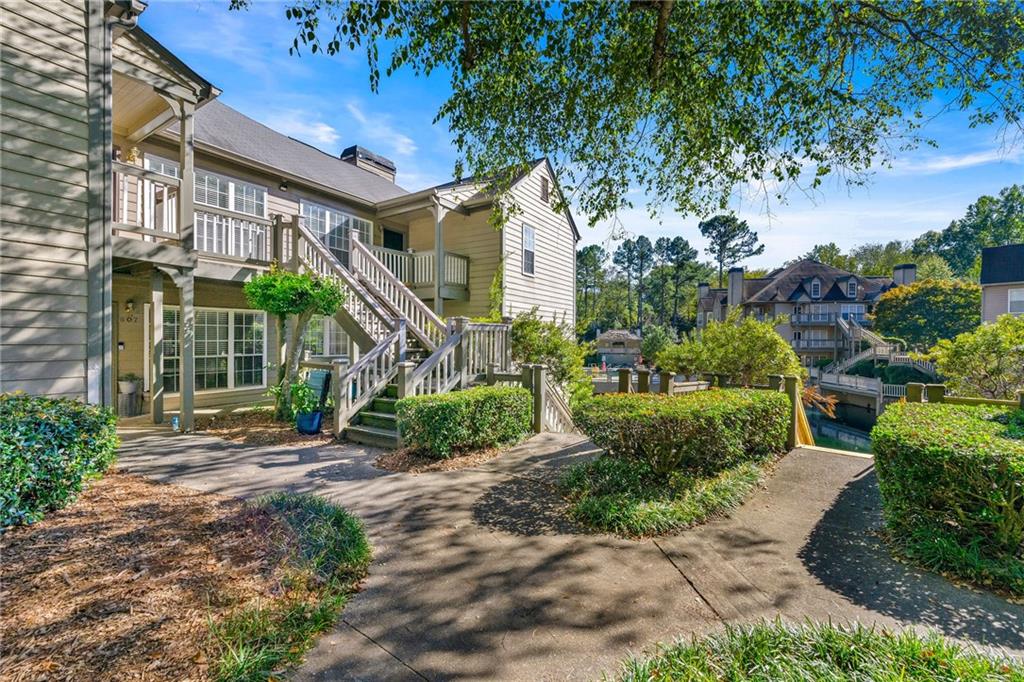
{"left": 346, "top": 102, "right": 418, "bottom": 157}
{"left": 262, "top": 110, "right": 340, "bottom": 150}
{"left": 891, "top": 146, "right": 1024, "bottom": 174}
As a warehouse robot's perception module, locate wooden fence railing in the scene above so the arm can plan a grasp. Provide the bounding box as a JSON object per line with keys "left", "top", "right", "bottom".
{"left": 905, "top": 383, "right": 1024, "bottom": 408}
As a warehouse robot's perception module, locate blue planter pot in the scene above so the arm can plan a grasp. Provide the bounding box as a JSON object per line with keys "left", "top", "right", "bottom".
{"left": 296, "top": 411, "right": 323, "bottom": 435}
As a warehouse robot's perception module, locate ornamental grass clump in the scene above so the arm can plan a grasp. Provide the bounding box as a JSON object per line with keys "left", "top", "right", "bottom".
{"left": 871, "top": 402, "right": 1024, "bottom": 595}
{"left": 0, "top": 393, "right": 119, "bottom": 528}
{"left": 396, "top": 386, "right": 532, "bottom": 459}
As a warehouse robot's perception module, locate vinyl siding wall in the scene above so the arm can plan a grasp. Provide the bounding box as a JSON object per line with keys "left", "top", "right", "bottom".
{"left": 0, "top": 0, "right": 92, "bottom": 398}
{"left": 406, "top": 210, "right": 501, "bottom": 319}
{"left": 982, "top": 283, "right": 1024, "bottom": 323}
{"left": 501, "top": 164, "right": 576, "bottom": 326}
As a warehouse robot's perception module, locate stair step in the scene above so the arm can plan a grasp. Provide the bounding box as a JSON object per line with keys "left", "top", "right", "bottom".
{"left": 358, "top": 411, "right": 397, "bottom": 429}
{"left": 384, "top": 384, "right": 398, "bottom": 399}
{"left": 345, "top": 424, "right": 400, "bottom": 448}
{"left": 372, "top": 397, "right": 398, "bottom": 414}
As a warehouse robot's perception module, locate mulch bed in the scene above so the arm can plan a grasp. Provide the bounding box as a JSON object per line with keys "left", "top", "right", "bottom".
{"left": 196, "top": 408, "right": 335, "bottom": 447}
{"left": 375, "top": 447, "right": 503, "bottom": 473}
{"left": 0, "top": 473, "right": 285, "bottom": 681}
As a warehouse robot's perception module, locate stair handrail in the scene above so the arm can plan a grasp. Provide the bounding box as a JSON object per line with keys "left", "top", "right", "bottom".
{"left": 350, "top": 239, "right": 447, "bottom": 351}
{"left": 296, "top": 224, "right": 394, "bottom": 344}
{"left": 543, "top": 373, "right": 576, "bottom": 434}
{"left": 335, "top": 325, "right": 405, "bottom": 432}
{"left": 406, "top": 328, "right": 465, "bottom": 396}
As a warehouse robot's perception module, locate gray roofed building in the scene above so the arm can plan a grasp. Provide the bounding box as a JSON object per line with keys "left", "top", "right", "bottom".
{"left": 169, "top": 100, "right": 410, "bottom": 205}
{"left": 980, "top": 243, "right": 1024, "bottom": 322}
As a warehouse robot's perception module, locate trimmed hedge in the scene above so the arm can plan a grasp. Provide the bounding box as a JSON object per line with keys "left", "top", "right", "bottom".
{"left": 396, "top": 386, "right": 532, "bottom": 459}
{"left": 1, "top": 393, "right": 119, "bottom": 528}
{"left": 871, "top": 402, "right": 1024, "bottom": 594}
{"left": 573, "top": 390, "right": 790, "bottom": 475}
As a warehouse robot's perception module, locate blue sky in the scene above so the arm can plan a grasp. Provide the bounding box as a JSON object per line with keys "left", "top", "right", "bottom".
{"left": 142, "top": 1, "right": 1023, "bottom": 269}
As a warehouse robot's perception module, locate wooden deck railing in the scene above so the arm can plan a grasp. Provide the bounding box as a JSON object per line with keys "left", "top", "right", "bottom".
{"left": 366, "top": 244, "right": 470, "bottom": 289}
{"left": 112, "top": 161, "right": 180, "bottom": 242}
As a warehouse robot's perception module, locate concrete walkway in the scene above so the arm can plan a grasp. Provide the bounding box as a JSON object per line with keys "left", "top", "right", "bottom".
{"left": 116, "top": 428, "right": 1024, "bottom": 680}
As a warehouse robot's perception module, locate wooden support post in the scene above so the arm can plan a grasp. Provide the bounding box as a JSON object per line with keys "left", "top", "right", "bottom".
{"left": 925, "top": 384, "right": 946, "bottom": 404}
{"left": 784, "top": 375, "right": 799, "bottom": 450}
{"left": 272, "top": 215, "right": 285, "bottom": 264}
{"left": 533, "top": 364, "right": 546, "bottom": 434}
{"left": 150, "top": 269, "right": 164, "bottom": 424}
{"left": 451, "top": 316, "right": 469, "bottom": 388}
{"left": 768, "top": 374, "right": 782, "bottom": 391}
{"left": 396, "top": 361, "right": 416, "bottom": 399}
{"left": 521, "top": 363, "right": 534, "bottom": 392}
{"left": 432, "top": 201, "right": 444, "bottom": 316}
{"left": 290, "top": 217, "right": 301, "bottom": 271}
{"left": 659, "top": 370, "right": 672, "bottom": 394}
{"left": 906, "top": 383, "right": 924, "bottom": 403}
{"left": 395, "top": 317, "right": 407, "bottom": 362}
{"left": 1018, "top": 390, "right": 1024, "bottom": 411}
{"left": 617, "top": 368, "right": 631, "bottom": 393}
{"left": 637, "top": 367, "right": 651, "bottom": 393}
{"left": 331, "top": 359, "right": 345, "bottom": 436}
{"left": 487, "top": 362, "right": 498, "bottom": 386}
{"left": 178, "top": 271, "right": 195, "bottom": 432}
{"left": 176, "top": 99, "right": 195, "bottom": 252}
{"left": 716, "top": 373, "right": 730, "bottom": 389}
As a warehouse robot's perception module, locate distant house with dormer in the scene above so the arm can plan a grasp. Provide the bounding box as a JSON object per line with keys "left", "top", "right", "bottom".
{"left": 980, "top": 244, "right": 1024, "bottom": 322}
{"left": 696, "top": 260, "right": 916, "bottom": 366}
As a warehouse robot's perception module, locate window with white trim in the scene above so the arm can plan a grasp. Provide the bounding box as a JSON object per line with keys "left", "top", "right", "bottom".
{"left": 195, "top": 171, "right": 230, "bottom": 210}
{"left": 522, "top": 224, "right": 536, "bottom": 275}
{"left": 1010, "top": 288, "right": 1024, "bottom": 315}
{"left": 809, "top": 279, "right": 821, "bottom": 298}
{"left": 160, "top": 307, "right": 266, "bottom": 393}
{"left": 300, "top": 200, "right": 372, "bottom": 267}
{"left": 144, "top": 155, "right": 180, "bottom": 178}
{"left": 847, "top": 280, "right": 857, "bottom": 298}
{"left": 304, "top": 316, "right": 350, "bottom": 357}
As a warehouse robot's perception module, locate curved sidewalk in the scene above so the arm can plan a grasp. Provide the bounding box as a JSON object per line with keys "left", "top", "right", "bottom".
{"left": 117, "top": 428, "right": 1024, "bottom": 681}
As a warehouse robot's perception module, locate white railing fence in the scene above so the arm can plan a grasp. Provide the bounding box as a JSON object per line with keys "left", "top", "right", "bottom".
{"left": 333, "top": 327, "right": 406, "bottom": 433}
{"left": 543, "top": 374, "right": 576, "bottom": 433}
{"left": 464, "top": 321, "right": 512, "bottom": 378}
{"left": 195, "top": 208, "right": 272, "bottom": 262}
{"left": 350, "top": 240, "right": 447, "bottom": 350}
{"left": 112, "top": 161, "right": 180, "bottom": 241}
{"left": 404, "top": 331, "right": 464, "bottom": 397}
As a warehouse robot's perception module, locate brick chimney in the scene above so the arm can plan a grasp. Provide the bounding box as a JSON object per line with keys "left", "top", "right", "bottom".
{"left": 727, "top": 267, "right": 745, "bottom": 310}
{"left": 340, "top": 145, "right": 397, "bottom": 183}
{"left": 892, "top": 263, "right": 917, "bottom": 286}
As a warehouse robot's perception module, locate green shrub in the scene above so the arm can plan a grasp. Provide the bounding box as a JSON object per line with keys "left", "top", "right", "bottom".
{"left": 396, "top": 386, "right": 532, "bottom": 458}
{"left": 560, "top": 456, "right": 764, "bottom": 536}
{"left": 573, "top": 389, "right": 789, "bottom": 476}
{"left": 611, "top": 620, "right": 1022, "bottom": 681}
{"left": 871, "top": 402, "right": 1024, "bottom": 594}
{"left": 0, "top": 393, "right": 119, "bottom": 528}
{"left": 510, "top": 309, "right": 593, "bottom": 404}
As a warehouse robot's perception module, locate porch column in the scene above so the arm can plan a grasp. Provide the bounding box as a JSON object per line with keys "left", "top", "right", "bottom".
{"left": 150, "top": 269, "right": 164, "bottom": 423}
{"left": 176, "top": 99, "right": 196, "bottom": 251}
{"left": 432, "top": 200, "right": 445, "bottom": 316}
{"left": 179, "top": 271, "right": 195, "bottom": 432}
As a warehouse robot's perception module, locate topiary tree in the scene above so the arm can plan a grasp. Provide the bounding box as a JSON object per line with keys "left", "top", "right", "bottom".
{"left": 244, "top": 265, "right": 345, "bottom": 420}
{"left": 929, "top": 314, "right": 1024, "bottom": 399}
{"left": 873, "top": 279, "right": 981, "bottom": 350}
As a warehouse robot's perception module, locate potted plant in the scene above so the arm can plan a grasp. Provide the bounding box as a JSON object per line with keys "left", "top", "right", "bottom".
{"left": 290, "top": 381, "right": 323, "bottom": 435}
{"left": 118, "top": 373, "right": 141, "bottom": 394}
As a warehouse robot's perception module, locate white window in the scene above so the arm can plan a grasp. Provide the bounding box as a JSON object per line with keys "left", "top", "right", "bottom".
{"left": 847, "top": 280, "right": 857, "bottom": 298}
{"left": 1010, "top": 288, "right": 1024, "bottom": 315}
{"left": 194, "top": 171, "right": 230, "bottom": 210}
{"left": 300, "top": 200, "right": 372, "bottom": 267}
{"left": 841, "top": 303, "right": 866, "bottom": 320}
{"left": 144, "top": 154, "right": 179, "bottom": 178}
{"left": 194, "top": 170, "right": 266, "bottom": 219}
{"left": 810, "top": 280, "right": 821, "bottom": 298}
{"left": 161, "top": 307, "right": 266, "bottom": 393}
{"left": 305, "top": 316, "right": 350, "bottom": 357}
{"left": 522, "top": 224, "right": 536, "bottom": 275}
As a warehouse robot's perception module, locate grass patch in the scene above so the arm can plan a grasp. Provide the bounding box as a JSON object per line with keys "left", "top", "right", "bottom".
{"left": 208, "top": 493, "right": 371, "bottom": 682}
{"left": 609, "top": 621, "right": 1022, "bottom": 681}
{"left": 559, "top": 456, "right": 765, "bottom": 538}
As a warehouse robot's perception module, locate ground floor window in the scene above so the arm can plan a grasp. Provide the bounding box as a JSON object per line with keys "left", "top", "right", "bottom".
{"left": 304, "top": 316, "right": 349, "bottom": 357}
{"left": 161, "top": 307, "right": 265, "bottom": 393}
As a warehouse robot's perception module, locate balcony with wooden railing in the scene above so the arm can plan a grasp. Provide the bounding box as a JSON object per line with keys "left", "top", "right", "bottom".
{"left": 365, "top": 244, "right": 470, "bottom": 301}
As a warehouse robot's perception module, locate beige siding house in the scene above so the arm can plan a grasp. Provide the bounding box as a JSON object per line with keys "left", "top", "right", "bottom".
{"left": 980, "top": 244, "right": 1024, "bottom": 323}
{"left": 1, "top": 3, "right": 578, "bottom": 440}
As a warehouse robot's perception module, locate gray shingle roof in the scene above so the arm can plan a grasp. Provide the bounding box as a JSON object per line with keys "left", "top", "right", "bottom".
{"left": 179, "top": 101, "right": 410, "bottom": 204}
{"left": 980, "top": 244, "right": 1024, "bottom": 284}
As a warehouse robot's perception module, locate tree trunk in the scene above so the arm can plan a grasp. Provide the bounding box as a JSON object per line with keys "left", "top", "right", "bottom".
{"left": 275, "top": 309, "right": 316, "bottom": 421}
{"left": 273, "top": 315, "right": 290, "bottom": 421}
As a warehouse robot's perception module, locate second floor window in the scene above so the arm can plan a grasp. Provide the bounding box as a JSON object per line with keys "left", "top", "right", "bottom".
{"left": 522, "top": 224, "right": 536, "bottom": 275}
{"left": 847, "top": 280, "right": 857, "bottom": 298}
{"left": 300, "top": 200, "right": 372, "bottom": 266}
{"left": 195, "top": 170, "right": 266, "bottom": 218}
{"left": 810, "top": 280, "right": 821, "bottom": 298}
{"left": 1010, "top": 288, "right": 1024, "bottom": 315}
